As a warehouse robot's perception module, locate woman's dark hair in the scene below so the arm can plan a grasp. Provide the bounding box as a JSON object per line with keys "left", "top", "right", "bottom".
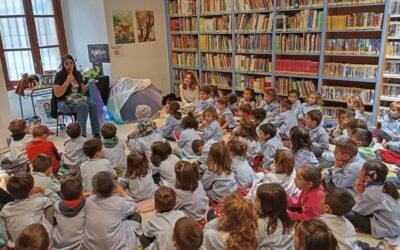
{"left": 150, "top": 141, "right": 172, "bottom": 167}
{"left": 126, "top": 150, "right": 150, "bottom": 179}
{"left": 169, "top": 101, "right": 182, "bottom": 120}
{"left": 289, "top": 126, "right": 312, "bottom": 153}
{"left": 59, "top": 54, "right": 77, "bottom": 74}
{"left": 244, "top": 88, "right": 256, "bottom": 102}
{"left": 362, "top": 160, "right": 399, "bottom": 200}
{"left": 256, "top": 184, "right": 293, "bottom": 235}
{"left": 181, "top": 112, "right": 199, "bottom": 130}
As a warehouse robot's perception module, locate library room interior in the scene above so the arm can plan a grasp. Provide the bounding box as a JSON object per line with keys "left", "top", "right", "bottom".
{"left": 0, "top": 0, "right": 399, "bottom": 249}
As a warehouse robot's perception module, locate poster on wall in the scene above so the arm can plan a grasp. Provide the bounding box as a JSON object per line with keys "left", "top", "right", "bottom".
{"left": 112, "top": 11, "right": 135, "bottom": 44}
{"left": 88, "top": 44, "right": 110, "bottom": 63}
{"left": 136, "top": 11, "right": 156, "bottom": 43}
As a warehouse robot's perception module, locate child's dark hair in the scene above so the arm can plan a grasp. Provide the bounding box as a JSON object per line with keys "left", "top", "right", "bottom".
{"left": 203, "top": 107, "right": 218, "bottom": 121}
{"left": 239, "top": 103, "right": 252, "bottom": 115}
{"left": 92, "top": 171, "right": 115, "bottom": 198}
{"left": 150, "top": 141, "right": 172, "bottom": 167}
{"left": 244, "top": 88, "right": 256, "bottom": 102}
{"left": 181, "top": 113, "right": 199, "bottom": 130}
{"left": 15, "top": 223, "right": 49, "bottom": 250}
{"left": 256, "top": 183, "right": 293, "bottom": 235}
{"left": 274, "top": 149, "right": 295, "bottom": 175}
{"left": 32, "top": 125, "right": 49, "bottom": 138}
{"left": 173, "top": 217, "right": 204, "bottom": 250}
{"left": 218, "top": 96, "right": 229, "bottom": 106}
{"left": 6, "top": 172, "right": 34, "bottom": 199}
{"left": 264, "top": 88, "right": 278, "bottom": 102}
{"left": 227, "top": 93, "right": 238, "bottom": 104}
{"left": 126, "top": 150, "right": 150, "bottom": 179}
{"left": 191, "top": 139, "right": 205, "bottom": 155}
{"left": 210, "top": 85, "right": 219, "bottom": 98}
{"left": 200, "top": 85, "right": 211, "bottom": 95}
{"left": 32, "top": 154, "right": 52, "bottom": 173}
{"left": 250, "top": 108, "right": 266, "bottom": 123}
{"left": 346, "top": 118, "right": 368, "bottom": 132}
{"left": 307, "top": 110, "right": 323, "bottom": 126}
{"left": 324, "top": 187, "right": 355, "bottom": 216}
{"left": 289, "top": 126, "right": 312, "bottom": 153}
{"left": 238, "top": 119, "right": 258, "bottom": 141}
{"left": 259, "top": 123, "right": 277, "bottom": 138}
{"left": 296, "top": 219, "right": 338, "bottom": 250}
{"left": 288, "top": 89, "right": 300, "bottom": 98}
{"left": 101, "top": 122, "right": 117, "bottom": 139}
{"left": 362, "top": 160, "right": 399, "bottom": 200}
{"left": 298, "top": 165, "right": 321, "bottom": 189}
{"left": 335, "top": 138, "right": 358, "bottom": 158}
{"left": 227, "top": 139, "right": 248, "bottom": 158}
{"left": 8, "top": 119, "right": 27, "bottom": 134}
{"left": 61, "top": 176, "right": 83, "bottom": 200}
{"left": 337, "top": 108, "right": 355, "bottom": 119}
{"left": 175, "top": 161, "right": 199, "bottom": 192}
{"left": 155, "top": 186, "right": 176, "bottom": 213}
{"left": 351, "top": 128, "right": 372, "bottom": 147}
{"left": 83, "top": 138, "right": 103, "bottom": 158}
{"left": 66, "top": 122, "right": 81, "bottom": 139}
{"left": 169, "top": 101, "right": 182, "bottom": 120}
{"left": 207, "top": 142, "right": 232, "bottom": 175}
{"left": 280, "top": 99, "right": 292, "bottom": 110}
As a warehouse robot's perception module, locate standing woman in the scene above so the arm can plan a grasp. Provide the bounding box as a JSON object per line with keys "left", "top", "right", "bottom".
{"left": 179, "top": 71, "right": 199, "bottom": 110}
{"left": 53, "top": 55, "right": 100, "bottom": 137}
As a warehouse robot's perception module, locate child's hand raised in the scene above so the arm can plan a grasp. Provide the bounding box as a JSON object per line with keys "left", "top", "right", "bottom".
{"left": 355, "top": 179, "right": 365, "bottom": 195}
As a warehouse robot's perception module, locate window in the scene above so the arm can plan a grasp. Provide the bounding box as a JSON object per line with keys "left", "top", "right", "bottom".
{"left": 0, "top": 0, "right": 67, "bottom": 89}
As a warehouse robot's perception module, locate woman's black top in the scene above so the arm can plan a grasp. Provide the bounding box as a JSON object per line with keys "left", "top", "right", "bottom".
{"left": 53, "top": 70, "right": 83, "bottom": 101}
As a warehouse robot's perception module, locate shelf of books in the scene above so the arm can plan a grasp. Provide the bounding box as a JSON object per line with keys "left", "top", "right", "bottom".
{"left": 379, "top": 0, "right": 400, "bottom": 123}
{"left": 166, "top": 0, "right": 390, "bottom": 125}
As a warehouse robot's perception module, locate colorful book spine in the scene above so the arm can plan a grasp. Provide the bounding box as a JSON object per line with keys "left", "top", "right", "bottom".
{"left": 275, "top": 59, "right": 319, "bottom": 75}
{"left": 275, "top": 10, "right": 323, "bottom": 31}
{"left": 391, "top": 0, "right": 400, "bottom": 15}
{"left": 169, "top": 0, "right": 197, "bottom": 15}
{"left": 236, "top": 34, "right": 273, "bottom": 52}
{"left": 324, "top": 63, "right": 377, "bottom": 79}
{"left": 389, "top": 22, "right": 400, "bottom": 37}
{"left": 275, "top": 33, "right": 321, "bottom": 54}
{"left": 234, "top": 0, "right": 274, "bottom": 11}
{"left": 170, "top": 17, "right": 198, "bottom": 32}
{"left": 327, "top": 0, "right": 383, "bottom": 5}
{"left": 200, "top": 16, "right": 232, "bottom": 32}
{"left": 235, "top": 55, "right": 272, "bottom": 72}
{"left": 382, "top": 83, "right": 400, "bottom": 98}
{"left": 172, "top": 52, "right": 199, "bottom": 67}
{"left": 323, "top": 106, "right": 372, "bottom": 123}
{"left": 327, "top": 12, "right": 383, "bottom": 30}
{"left": 200, "top": 35, "right": 232, "bottom": 51}
{"left": 387, "top": 41, "right": 400, "bottom": 56}
{"left": 172, "top": 35, "right": 199, "bottom": 50}
{"left": 325, "top": 39, "right": 381, "bottom": 54}
{"left": 276, "top": 0, "right": 323, "bottom": 9}
{"left": 386, "top": 60, "right": 400, "bottom": 74}
{"left": 322, "top": 86, "right": 375, "bottom": 104}
{"left": 200, "top": 0, "right": 232, "bottom": 13}
{"left": 201, "top": 53, "right": 232, "bottom": 69}
{"left": 202, "top": 71, "right": 232, "bottom": 86}
{"left": 236, "top": 74, "right": 272, "bottom": 91}
{"left": 236, "top": 13, "right": 274, "bottom": 32}
{"left": 276, "top": 77, "right": 316, "bottom": 96}
{"left": 378, "top": 107, "right": 390, "bottom": 121}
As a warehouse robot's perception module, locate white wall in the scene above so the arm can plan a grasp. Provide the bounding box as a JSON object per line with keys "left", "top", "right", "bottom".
{"left": 103, "top": 0, "right": 170, "bottom": 94}
{"left": 61, "top": 0, "right": 111, "bottom": 75}
{"left": 0, "top": 62, "right": 14, "bottom": 153}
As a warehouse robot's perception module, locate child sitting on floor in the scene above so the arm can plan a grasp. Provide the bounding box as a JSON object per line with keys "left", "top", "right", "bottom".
{"left": 274, "top": 98, "right": 298, "bottom": 140}
{"left": 237, "top": 103, "right": 253, "bottom": 119}
{"left": 289, "top": 126, "right": 319, "bottom": 169}
{"left": 178, "top": 113, "right": 201, "bottom": 159}
{"left": 52, "top": 177, "right": 87, "bottom": 249}
{"left": 230, "top": 119, "right": 260, "bottom": 160}
{"left": 261, "top": 88, "right": 279, "bottom": 121}
{"left": 329, "top": 108, "right": 355, "bottom": 145}
{"left": 161, "top": 101, "right": 182, "bottom": 140}
{"left": 350, "top": 128, "right": 375, "bottom": 161}
{"left": 258, "top": 123, "right": 286, "bottom": 169}
{"left": 348, "top": 95, "right": 367, "bottom": 121}
{"left": 288, "top": 89, "right": 301, "bottom": 117}
{"left": 305, "top": 110, "right": 329, "bottom": 158}
{"left": 62, "top": 122, "right": 86, "bottom": 169}
{"left": 173, "top": 217, "right": 204, "bottom": 250}
{"left": 287, "top": 165, "right": 324, "bottom": 222}
{"left": 238, "top": 88, "right": 256, "bottom": 110}
{"left": 216, "top": 96, "right": 236, "bottom": 131}
{"left": 298, "top": 92, "right": 323, "bottom": 126}
{"left": 101, "top": 122, "right": 127, "bottom": 170}
{"left": 150, "top": 141, "right": 180, "bottom": 186}
{"left": 142, "top": 187, "right": 185, "bottom": 249}
{"left": 227, "top": 93, "right": 238, "bottom": 114}
{"left": 26, "top": 125, "right": 60, "bottom": 174}
{"left": 295, "top": 219, "right": 338, "bottom": 250}
{"left": 8, "top": 119, "right": 32, "bottom": 161}
{"left": 0, "top": 172, "right": 56, "bottom": 248}
{"left": 202, "top": 107, "right": 223, "bottom": 142}
{"left": 194, "top": 86, "right": 214, "bottom": 118}
{"left": 80, "top": 138, "right": 115, "bottom": 192}
{"left": 251, "top": 108, "right": 267, "bottom": 134}
{"left": 31, "top": 154, "right": 61, "bottom": 196}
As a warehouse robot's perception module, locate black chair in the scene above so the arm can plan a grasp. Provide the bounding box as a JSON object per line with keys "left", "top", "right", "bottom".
{"left": 51, "top": 88, "right": 77, "bottom": 136}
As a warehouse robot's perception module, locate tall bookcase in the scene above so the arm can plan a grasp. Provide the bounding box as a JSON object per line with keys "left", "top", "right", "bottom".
{"left": 379, "top": 0, "right": 400, "bottom": 122}
{"left": 165, "top": 0, "right": 390, "bottom": 126}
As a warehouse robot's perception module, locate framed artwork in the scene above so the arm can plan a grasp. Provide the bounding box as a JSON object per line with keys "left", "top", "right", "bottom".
{"left": 88, "top": 44, "right": 110, "bottom": 63}
{"left": 113, "top": 11, "right": 135, "bottom": 44}
{"left": 136, "top": 11, "right": 156, "bottom": 43}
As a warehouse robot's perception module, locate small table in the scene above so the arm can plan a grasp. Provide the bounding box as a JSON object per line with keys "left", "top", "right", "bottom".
{"left": 17, "top": 86, "right": 53, "bottom": 118}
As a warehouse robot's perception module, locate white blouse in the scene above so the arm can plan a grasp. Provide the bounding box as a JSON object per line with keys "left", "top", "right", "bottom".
{"left": 179, "top": 84, "right": 199, "bottom": 104}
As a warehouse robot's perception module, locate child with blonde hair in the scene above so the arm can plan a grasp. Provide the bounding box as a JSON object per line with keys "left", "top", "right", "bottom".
{"left": 230, "top": 119, "right": 260, "bottom": 160}
{"left": 201, "top": 142, "right": 237, "bottom": 203}
{"left": 298, "top": 92, "right": 323, "bottom": 125}
{"left": 201, "top": 107, "right": 223, "bottom": 142}
{"left": 380, "top": 101, "right": 400, "bottom": 154}
{"left": 203, "top": 194, "right": 258, "bottom": 250}
{"left": 347, "top": 95, "right": 366, "bottom": 121}
{"left": 8, "top": 119, "right": 32, "bottom": 161}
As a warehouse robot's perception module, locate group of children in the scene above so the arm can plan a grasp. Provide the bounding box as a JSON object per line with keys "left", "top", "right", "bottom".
{"left": 2, "top": 83, "right": 400, "bottom": 249}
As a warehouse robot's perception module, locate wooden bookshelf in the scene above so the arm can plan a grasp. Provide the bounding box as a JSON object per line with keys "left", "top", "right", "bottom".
{"left": 165, "top": 0, "right": 390, "bottom": 126}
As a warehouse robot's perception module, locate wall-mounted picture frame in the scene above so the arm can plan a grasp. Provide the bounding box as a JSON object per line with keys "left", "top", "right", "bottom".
{"left": 88, "top": 44, "right": 111, "bottom": 63}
